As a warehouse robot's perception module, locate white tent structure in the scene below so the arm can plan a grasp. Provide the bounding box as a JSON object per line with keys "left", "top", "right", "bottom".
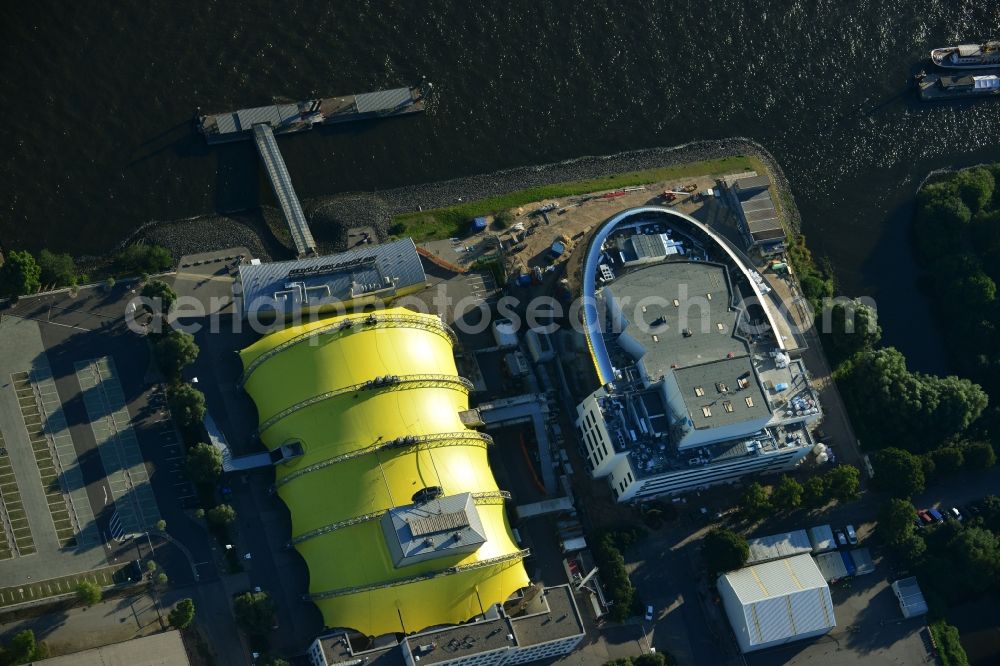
{"left": 718, "top": 554, "right": 836, "bottom": 653}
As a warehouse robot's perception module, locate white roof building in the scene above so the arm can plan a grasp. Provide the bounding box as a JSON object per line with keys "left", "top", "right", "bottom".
{"left": 718, "top": 554, "right": 836, "bottom": 653}
{"left": 891, "top": 577, "right": 929, "bottom": 618}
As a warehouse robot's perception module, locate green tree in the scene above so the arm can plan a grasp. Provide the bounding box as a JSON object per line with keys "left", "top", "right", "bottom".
{"left": 155, "top": 572, "right": 169, "bottom": 587}
{"left": 233, "top": 591, "right": 276, "bottom": 637}
{"left": 154, "top": 331, "right": 199, "bottom": 382}
{"left": 0, "top": 250, "right": 42, "bottom": 296}
{"left": 929, "top": 447, "right": 965, "bottom": 477}
{"left": 878, "top": 498, "right": 916, "bottom": 546}
{"left": 946, "top": 527, "right": 1000, "bottom": 598}
{"left": 824, "top": 299, "right": 881, "bottom": 364}
{"left": 824, "top": 465, "right": 861, "bottom": 502}
{"left": 702, "top": 528, "right": 749, "bottom": 577}
{"left": 104, "top": 276, "right": 116, "bottom": 291}
{"left": 955, "top": 166, "right": 996, "bottom": 213}
{"left": 802, "top": 475, "right": 828, "bottom": 508}
{"left": 155, "top": 519, "right": 167, "bottom": 532}
{"left": 771, "top": 475, "right": 804, "bottom": 511}
{"left": 260, "top": 659, "right": 291, "bottom": 666}
{"left": 116, "top": 244, "right": 173, "bottom": 274}
{"left": 168, "top": 598, "right": 196, "bottom": 630}
{"left": 142, "top": 279, "right": 178, "bottom": 314}
{"left": 207, "top": 503, "right": 237, "bottom": 526}
{"left": 4, "top": 629, "right": 41, "bottom": 665}
{"left": 147, "top": 560, "right": 158, "bottom": 572}
{"left": 186, "top": 443, "right": 223, "bottom": 485}
{"left": 739, "top": 482, "right": 771, "bottom": 519}
{"left": 964, "top": 441, "right": 997, "bottom": 470}
{"left": 167, "top": 383, "right": 206, "bottom": 429}
{"left": 872, "top": 448, "right": 925, "bottom": 498}
{"left": 76, "top": 580, "right": 102, "bottom": 605}
{"left": 37, "top": 249, "right": 76, "bottom": 287}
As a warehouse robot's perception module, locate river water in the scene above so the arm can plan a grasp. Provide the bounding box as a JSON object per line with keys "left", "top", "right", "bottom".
{"left": 1, "top": 1, "right": 998, "bottom": 370}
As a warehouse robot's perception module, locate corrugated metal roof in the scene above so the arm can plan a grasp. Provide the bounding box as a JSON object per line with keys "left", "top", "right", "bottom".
{"left": 747, "top": 530, "right": 813, "bottom": 564}
{"left": 238, "top": 238, "right": 426, "bottom": 317}
{"left": 355, "top": 87, "right": 413, "bottom": 114}
{"left": 735, "top": 175, "right": 771, "bottom": 192}
{"left": 814, "top": 551, "right": 848, "bottom": 581}
{"left": 237, "top": 104, "right": 283, "bottom": 128}
{"left": 721, "top": 554, "right": 835, "bottom": 648}
{"left": 216, "top": 113, "right": 238, "bottom": 134}
{"left": 723, "top": 553, "right": 829, "bottom": 603}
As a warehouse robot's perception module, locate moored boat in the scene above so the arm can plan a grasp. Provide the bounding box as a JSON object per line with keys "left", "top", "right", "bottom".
{"left": 916, "top": 69, "right": 1000, "bottom": 101}
{"left": 930, "top": 41, "right": 1000, "bottom": 69}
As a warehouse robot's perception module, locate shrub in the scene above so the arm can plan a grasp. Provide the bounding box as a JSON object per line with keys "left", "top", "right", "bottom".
{"left": 116, "top": 244, "right": 173, "bottom": 274}
{"left": 929, "top": 620, "right": 970, "bottom": 666}
{"left": 0, "top": 250, "right": 41, "bottom": 296}
{"left": 207, "top": 503, "right": 237, "bottom": 526}
{"left": 37, "top": 249, "right": 76, "bottom": 287}
{"left": 75, "top": 580, "right": 101, "bottom": 605}
{"left": 169, "top": 598, "right": 196, "bottom": 630}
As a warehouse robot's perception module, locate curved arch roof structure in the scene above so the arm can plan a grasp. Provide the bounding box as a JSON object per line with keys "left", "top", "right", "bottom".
{"left": 582, "top": 206, "right": 786, "bottom": 385}
{"left": 239, "top": 309, "right": 528, "bottom": 637}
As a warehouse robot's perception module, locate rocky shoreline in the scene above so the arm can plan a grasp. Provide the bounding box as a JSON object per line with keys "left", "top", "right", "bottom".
{"left": 119, "top": 137, "right": 800, "bottom": 261}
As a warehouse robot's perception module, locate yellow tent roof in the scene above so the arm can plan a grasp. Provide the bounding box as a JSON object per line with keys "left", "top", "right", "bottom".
{"left": 239, "top": 309, "right": 528, "bottom": 636}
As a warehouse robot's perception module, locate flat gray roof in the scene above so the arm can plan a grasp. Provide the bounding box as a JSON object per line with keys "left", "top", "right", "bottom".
{"left": 673, "top": 356, "right": 771, "bottom": 430}
{"left": 238, "top": 237, "right": 426, "bottom": 316}
{"left": 734, "top": 175, "right": 770, "bottom": 192}
{"left": 320, "top": 634, "right": 403, "bottom": 666}
{"left": 738, "top": 190, "right": 783, "bottom": 241}
{"left": 746, "top": 529, "right": 813, "bottom": 564}
{"left": 33, "top": 631, "right": 189, "bottom": 665}
{"left": 608, "top": 261, "right": 747, "bottom": 377}
{"left": 509, "top": 584, "right": 585, "bottom": 646}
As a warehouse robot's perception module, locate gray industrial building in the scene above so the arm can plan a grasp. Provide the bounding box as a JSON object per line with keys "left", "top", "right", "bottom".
{"left": 235, "top": 237, "right": 427, "bottom": 319}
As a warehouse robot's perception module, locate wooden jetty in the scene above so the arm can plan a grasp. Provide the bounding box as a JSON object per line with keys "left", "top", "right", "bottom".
{"left": 196, "top": 83, "right": 430, "bottom": 144}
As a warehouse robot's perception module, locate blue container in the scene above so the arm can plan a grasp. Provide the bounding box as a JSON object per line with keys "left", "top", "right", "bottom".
{"left": 472, "top": 217, "right": 488, "bottom": 231}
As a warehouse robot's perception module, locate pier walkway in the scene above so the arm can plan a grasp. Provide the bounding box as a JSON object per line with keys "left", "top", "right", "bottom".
{"left": 253, "top": 124, "right": 316, "bottom": 257}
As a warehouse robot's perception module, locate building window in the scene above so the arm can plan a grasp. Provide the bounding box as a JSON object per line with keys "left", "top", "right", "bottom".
{"left": 723, "top": 401, "right": 734, "bottom": 413}
{"left": 694, "top": 386, "right": 705, "bottom": 397}
{"left": 701, "top": 406, "right": 712, "bottom": 418}
{"left": 745, "top": 396, "right": 754, "bottom": 407}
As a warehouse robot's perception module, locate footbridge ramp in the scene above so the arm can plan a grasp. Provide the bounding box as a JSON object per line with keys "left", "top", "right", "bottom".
{"left": 253, "top": 124, "right": 317, "bottom": 257}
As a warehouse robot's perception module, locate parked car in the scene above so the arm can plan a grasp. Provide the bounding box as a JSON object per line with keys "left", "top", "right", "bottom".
{"left": 645, "top": 605, "right": 654, "bottom": 621}
{"left": 928, "top": 508, "right": 944, "bottom": 522}
{"left": 845, "top": 524, "right": 858, "bottom": 545}
{"left": 835, "top": 530, "right": 847, "bottom": 547}
{"left": 950, "top": 507, "right": 963, "bottom": 521}
{"left": 917, "top": 510, "right": 934, "bottom": 525}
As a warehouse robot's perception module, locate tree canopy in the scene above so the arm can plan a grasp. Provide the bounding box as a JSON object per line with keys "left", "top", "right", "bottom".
{"left": 823, "top": 299, "right": 881, "bottom": 364}
{"left": 964, "top": 441, "right": 997, "bottom": 470}
{"left": 0, "top": 250, "right": 41, "bottom": 297}
{"left": 872, "top": 448, "right": 925, "bottom": 498}
{"left": 233, "top": 591, "right": 276, "bottom": 637}
{"left": 702, "top": 528, "right": 749, "bottom": 578}
{"left": 838, "top": 347, "right": 988, "bottom": 453}
{"left": 168, "top": 598, "right": 196, "bottom": 630}
{"left": 738, "top": 482, "right": 771, "bottom": 519}
{"left": 207, "top": 503, "right": 237, "bottom": 526}
{"left": 168, "top": 383, "right": 206, "bottom": 430}
{"left": 153, "top": 330, "right": 199, "bottom": 382}
{"left": 37, "top": 249, "right": 76, "bottom": 287}
{"left": 878, "top": 498, "right": 916, "bottom": 547}
{"left": 186, "top": 443, "right": 223, "bottom": 485}
{"left": 771, "top": 475, "right": 804, "bottom": 510}
{"left": 142, "top": 279, "right": 178, "bottom": 315}
{"left": 116, "top": 244, "right": 173, "bottom": 274}
{"left": 824, "top": 465, "right": 861, "bottom": 502}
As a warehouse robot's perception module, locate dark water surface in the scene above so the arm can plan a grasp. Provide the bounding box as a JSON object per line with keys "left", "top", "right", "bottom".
{"left": 1, "top": 1, "right": 999, "bottom": 369}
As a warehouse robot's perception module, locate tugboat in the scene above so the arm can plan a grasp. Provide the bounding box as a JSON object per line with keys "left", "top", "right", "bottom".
{"left": 931, "top": 41, "right": 1000, "bottom": 69}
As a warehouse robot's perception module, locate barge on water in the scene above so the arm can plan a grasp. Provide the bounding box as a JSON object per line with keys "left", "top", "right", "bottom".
{"left": 196, "top": 82, "right": 430, "bottom": 144}
{"left": 917, "top": 70, "right": 1000, "bottom": 101}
